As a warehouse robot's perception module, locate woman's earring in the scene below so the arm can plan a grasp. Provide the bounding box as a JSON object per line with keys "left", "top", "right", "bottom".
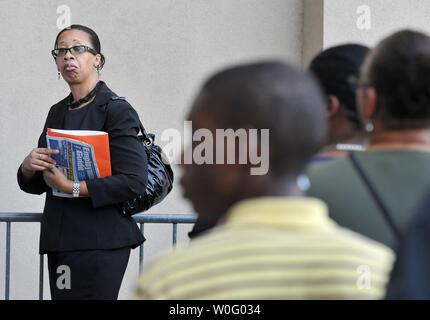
{"left": 58, "top": 72, "right": 60, "bottom": 80}
{"left": 365, "top": 121, "right": 374, "bottom": 133}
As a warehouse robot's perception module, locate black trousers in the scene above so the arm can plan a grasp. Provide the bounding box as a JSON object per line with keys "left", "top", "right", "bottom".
{"left": 47, "top": 247, "right": 131, "bottom": 300}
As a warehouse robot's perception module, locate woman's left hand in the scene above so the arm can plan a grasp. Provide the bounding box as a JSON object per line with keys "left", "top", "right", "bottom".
{"left": 43, "top": 166, "right": 71, "bottom": 193}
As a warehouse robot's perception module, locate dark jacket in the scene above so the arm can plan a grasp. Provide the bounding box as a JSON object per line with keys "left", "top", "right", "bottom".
{"left": 17, "top": 81, "right": 147, "bottom": 254}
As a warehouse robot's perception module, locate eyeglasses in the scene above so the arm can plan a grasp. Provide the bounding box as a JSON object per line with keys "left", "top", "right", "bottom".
{"left": 51, "top": 45, "right": 98, "bottom": 59}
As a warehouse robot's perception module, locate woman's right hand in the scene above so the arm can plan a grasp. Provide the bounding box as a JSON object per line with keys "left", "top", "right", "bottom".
{"left": 21, "top": 148, "right": 59, "bottom": 179}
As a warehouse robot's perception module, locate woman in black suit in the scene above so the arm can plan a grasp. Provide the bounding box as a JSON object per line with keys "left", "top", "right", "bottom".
{"left": 17, "top": 25, "right": 148, "bottom": 300}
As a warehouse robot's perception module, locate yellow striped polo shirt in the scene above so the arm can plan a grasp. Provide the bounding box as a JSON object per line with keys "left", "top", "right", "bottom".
{"left": 134, "top": 197, "right": 395, "bottom": 300}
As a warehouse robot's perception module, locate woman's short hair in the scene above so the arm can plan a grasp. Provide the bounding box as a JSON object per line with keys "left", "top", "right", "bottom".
{"left": 364, "top": 30, "right": 430, "bottom": 128}
{"left": 54, "top": 24, "right": 105, "bottom": 71}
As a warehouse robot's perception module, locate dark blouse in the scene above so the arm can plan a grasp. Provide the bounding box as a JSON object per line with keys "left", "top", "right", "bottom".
{"left": 63, "top": 104, "right": 91, "bottom": 130}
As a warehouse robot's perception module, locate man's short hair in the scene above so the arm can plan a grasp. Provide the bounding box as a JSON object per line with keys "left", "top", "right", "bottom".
{"left": 199, "top": 61, "right": 327, "bottom": 176}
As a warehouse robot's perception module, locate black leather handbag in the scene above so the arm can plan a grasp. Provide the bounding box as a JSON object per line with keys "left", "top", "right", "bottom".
{"left": 117, "top": 124, "right": 174, "bottom": 216}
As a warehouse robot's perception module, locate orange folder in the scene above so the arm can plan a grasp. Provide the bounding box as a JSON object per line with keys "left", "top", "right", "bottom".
{"left": 47, "top": 128, "right": 112, "bottom": 178}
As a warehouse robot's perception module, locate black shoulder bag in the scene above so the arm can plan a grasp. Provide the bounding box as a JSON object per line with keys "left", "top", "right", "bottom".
{"left": 117, "top": 123, "right": 174, "bottom": 216}
{"left": 348, "top": 152, "right": 402, "bottom": 241}
{"left": 107, "top": 96, "right": 174, "bottom": 216}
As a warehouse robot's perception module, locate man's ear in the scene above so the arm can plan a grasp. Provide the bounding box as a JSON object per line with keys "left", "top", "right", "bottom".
{"left": 358, "top": 87, "right": 378, "bottom": 122}
{"left": 327, "top": 95, "right": 341, "bottom": 119}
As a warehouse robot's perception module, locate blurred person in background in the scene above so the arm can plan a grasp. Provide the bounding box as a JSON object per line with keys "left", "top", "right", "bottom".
{"left": 134, "top": 61, "right": 393, "bottom": 300}
{"left": 307, "top": 30, "right": 430, "bottom": 250}
{"left": 309, "top": 44, "right": 370, "bottom": 162}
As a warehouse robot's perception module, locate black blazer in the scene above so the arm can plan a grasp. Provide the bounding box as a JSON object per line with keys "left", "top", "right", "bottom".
{"left": 17, "top": 81, "right": 147, "bottom": 254}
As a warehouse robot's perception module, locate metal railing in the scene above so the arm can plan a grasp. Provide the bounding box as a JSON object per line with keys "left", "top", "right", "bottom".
{"left": 0, "top": 212, "right": 197, "bottom": 300}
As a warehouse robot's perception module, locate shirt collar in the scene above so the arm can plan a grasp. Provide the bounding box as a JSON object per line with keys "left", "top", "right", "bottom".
{"left": 224, "top": 197, "right": 336, "bottom": 230}
{"left": 90, "top": 80, "right": 118, "bottom": 107}
{"left": 63, "top": 80, "right": 116, "bottom": 109}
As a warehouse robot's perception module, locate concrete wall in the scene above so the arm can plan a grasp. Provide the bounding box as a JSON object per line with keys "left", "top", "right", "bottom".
{"left": 0, "top": 0, "right": 303, "bottom": 300}
{"left": 323, "top": 0, "right": 430, "bottom": 49}
{"left": 303, "top": 0, "right": 430, "bottom": 67}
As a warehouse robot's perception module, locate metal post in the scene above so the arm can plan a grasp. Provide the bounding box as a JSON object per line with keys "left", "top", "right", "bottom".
{"left": 139, "top": 223, "right": 144, "bottom": 273}
{"left": 5, "top": 222, "right": 11, "bottom": 300}
{"left": 173, "top": 223, "right": 177, "bottom": 246}
{"left": 39, "top": 254, "right": 44, "bottom": 300}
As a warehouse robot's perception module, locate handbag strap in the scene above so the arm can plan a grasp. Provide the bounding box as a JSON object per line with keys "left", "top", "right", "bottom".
{"left": 348, "top": 152, "right": 402, "bottom": 241}
{"left": 138, "top": 122, "right": 154, "bottom": 146}
{"left": 106, "top": 95, "right": 153, "bottom": 146}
